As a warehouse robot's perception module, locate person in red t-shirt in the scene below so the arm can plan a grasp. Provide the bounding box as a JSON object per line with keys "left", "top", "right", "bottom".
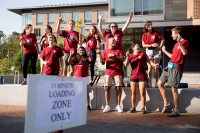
{"left": 98, "top": 12, "right": 133, "bottom": 50}
{"left": 39, "top": 34, "right": 63, "bottom": 75}
{"left": 56, "top": 17, "right": 82, "bottom": 77}
{"left": 124, "top": 43, "right": 158, "bottom": 114}
{"left": 142, "top": 21, "right": 165, "bottom": 87}
{"left": 19, "top": 24, "right": 38, "bottom": 85}
{"left": 157, "top": 27, "right": 190, "bottom": 117}
{"left": 83, "top": 25, "right": 101, "bottom": 85}
{"left": 98, "top": 12, "right": 133, "bottom": 86}
{"left": 97, "top": 35, "right": 124, "bottom": 113}
{"left": 38, "top": 25, "right": 54, "bottom": 73}
{"left": 68, "top": 46, "right": 92, "bottom": 111}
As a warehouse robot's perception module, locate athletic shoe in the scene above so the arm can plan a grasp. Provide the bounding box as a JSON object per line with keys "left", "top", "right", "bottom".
{"left": 129, "top": 107, "right": 136, "bottom": 113}
{"left": 116, "top": 105, "right": 123, "bottom": 113}
{"left": 103, "top": 105, "right": 111, "bottom": 113}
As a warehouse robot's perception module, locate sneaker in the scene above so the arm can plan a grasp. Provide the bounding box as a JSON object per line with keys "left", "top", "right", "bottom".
{"left": 87, "top": 105, "right": 92, "bottom": 111}
{"left": 116, "top": 105, "right": 123, "bottom": 113}
{"left": 162, "top": 103, "right": 171, "bottom": 113}
{"left": 103, "top": 105, "right": 111, "bottom": 113}
{"left": 141, "top": 108, "right": 146, "bottom": 114}
{"left": 168, "top": 111, "right": 181, "bottom": 117}
{"left": 21, "top": 80, "right": 27, "bottom": 85}
{"left": 129, "top": 107, "right": 136, "bottom": 113}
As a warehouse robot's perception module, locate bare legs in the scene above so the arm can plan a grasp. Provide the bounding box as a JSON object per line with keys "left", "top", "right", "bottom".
{"left": 130, "top": 81, "right": 146, "bottom": 109}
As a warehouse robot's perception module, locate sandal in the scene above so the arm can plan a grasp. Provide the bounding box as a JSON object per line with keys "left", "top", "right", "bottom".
{"left": 168, "top": 111, "right": 181, "bottom": 117}
{"left": 161, "top": 104, "right": 171, "bottom": 113}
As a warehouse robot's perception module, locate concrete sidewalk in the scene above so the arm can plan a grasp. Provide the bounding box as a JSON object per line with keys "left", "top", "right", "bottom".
{"left": 0, "top": 105, "right": 199, "bottom": 133}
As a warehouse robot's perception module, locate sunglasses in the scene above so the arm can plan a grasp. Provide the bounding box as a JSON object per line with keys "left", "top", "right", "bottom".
{"left": 110, "top": 25, "right": 117, "bottom": 28}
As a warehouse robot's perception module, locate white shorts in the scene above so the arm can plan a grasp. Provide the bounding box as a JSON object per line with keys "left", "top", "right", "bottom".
{"left": 146, "top": 48, "right": 160, "bottom": 59}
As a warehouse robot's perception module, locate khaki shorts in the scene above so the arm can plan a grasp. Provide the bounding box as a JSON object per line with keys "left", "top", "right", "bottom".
{"left": 104, "top": 75, "right": 122, "bottom": 87}
{"left": 146, "top": 48, "right": 160, "bottom": 59}
{"left": 159, "top": 68, "right": 183, "bottom": 88}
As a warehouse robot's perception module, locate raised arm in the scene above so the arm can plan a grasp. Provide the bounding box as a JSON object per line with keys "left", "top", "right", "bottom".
{"left": 121, "top": 12, "right": 134, "bottom": 33}
{"left": 98, "top": 15, "right": 105, "bottom": 38}
{"left": 56, "top": 17, "right": 63, "bottom": 35}
{"left": 177, "top": 36, "right": 188, "bottom": 55}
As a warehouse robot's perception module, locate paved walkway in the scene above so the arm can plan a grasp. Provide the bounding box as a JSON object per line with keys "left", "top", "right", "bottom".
{"left": 0, "top": 105, "right": 199, "bottom": 133}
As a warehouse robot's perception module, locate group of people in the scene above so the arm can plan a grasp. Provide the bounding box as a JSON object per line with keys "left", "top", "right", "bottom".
{"left": 19, "top": 12, "right": 189, "bottom": 120}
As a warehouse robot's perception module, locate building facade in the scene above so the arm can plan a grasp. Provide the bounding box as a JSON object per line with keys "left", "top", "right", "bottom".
{"left": 9, "top": 0, "right": 200, "bottom": 72}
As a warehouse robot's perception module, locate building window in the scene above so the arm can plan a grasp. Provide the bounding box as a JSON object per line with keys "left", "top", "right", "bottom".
{"left": 73, "top": 12, "right": 79, "bottom": 21}
{"left": 111, "top": 0, "right": 133, "bottom": 16}
{"left": 134, "top": 0, "right": 142, "bottom": 15}
{"left": 34, "top": 28, "right": 41, "bottom": 40}
{"left": 48, "top": 13, "right": 54, "bottom": 24}
{"left": 111, "top": 0, "right": 163, "bottom": 16}
{"left": 143, "top": 0, "right": 163, "bottom": 14}
{"left": 97, "top": 10, "right": 105, "bottom": 22}
{"left": 60, "top": 12, "right": 67, "bottom": 23}
{"left": 36, "top": 14, "right": 44, "bottom": 25}
{"left": 22, "top": 13, "right": 32, "bottom": 26}
{"left": 84, "top": 11, "right": 92, "bottom": 23}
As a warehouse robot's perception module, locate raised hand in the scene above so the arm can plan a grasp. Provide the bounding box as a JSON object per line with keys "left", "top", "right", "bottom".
{"left": 161, "top": 46, "right": 166, "bottom": 52}
{"left": 99, "top": 15, "right": 103, "bottom": 20}
{"left": 129, "top": 12, "right": 134, "bottom": 19}
{"left": 58, "top": 17, "right": 63, "bottom": 23}
{"left": 126, "top": 51, "right": 130, "bottom": 56}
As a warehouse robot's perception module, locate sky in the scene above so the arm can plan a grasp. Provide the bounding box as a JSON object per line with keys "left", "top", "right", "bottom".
{"left": 0, "top": 0, "right": 106, "bottom": 36}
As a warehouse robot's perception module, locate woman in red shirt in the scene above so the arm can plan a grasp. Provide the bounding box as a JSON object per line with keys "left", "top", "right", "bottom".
{"left": 39, "top": 25, "right": 54, "bottom": 73}
{"left": 83, "top": 25, "right": 101, "bottom": 85}
{"left": 19, "top": 24, "right": 38, "bottom": 85}
{"left": 124, "top": 43, "right": 158, "bottom": 114}
{"left": 68, "top": 46, "right": 92, "bottom": 111}
{"left": 142, "top": 21, "right": 165, "bottom": 87}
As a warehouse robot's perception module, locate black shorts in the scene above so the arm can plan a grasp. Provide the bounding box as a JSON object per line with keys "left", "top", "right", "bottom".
{"left": 130, "top": 78, "right": 146, "bottom": 82}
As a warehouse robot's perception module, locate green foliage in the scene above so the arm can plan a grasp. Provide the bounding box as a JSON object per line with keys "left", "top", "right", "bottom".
{"left": 0, "top": 32, "right": 21, "bottom": 75}
{"left": 74, "top": 19, "right": 82, "bottom": 33}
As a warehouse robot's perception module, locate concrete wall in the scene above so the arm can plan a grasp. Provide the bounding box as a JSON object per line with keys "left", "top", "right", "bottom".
{"left": 89, "top": 86, "right": 200, "bottom": 113}
{"left": 0, "top": 85, "right": 199, "bottom": 113}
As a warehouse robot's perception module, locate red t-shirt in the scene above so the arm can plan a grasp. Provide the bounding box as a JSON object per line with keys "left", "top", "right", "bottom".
{"left": 40, "top": 34, "right": 49, "bottom": 50}
{"left": 104, "top": 29, "right": 123, "bottom": 50}
{"left": 101, "top": 49, "right": 123, "bottom": 75}
{"left": 128, "top": 52, "right": 148, "bottom": 79}
{"left": 20, "top": 33, "right": 37, "bottom": 54}
{"left": 40, "top": 45, "right": 63, "bottom": 75}
{"left": 70, "top": 56, "right": 90, "bottom": 77}
{"left": 84, "top": 36, "right": 101, "bottom": 50}
{"left": 142, "top": 31, "right": 161, "bottom": 45}
{"left": 60, "top": 30, "right": 79, "bottom": 53}
{"left": 170, "top": 39, "right": 190, "bottom": 70}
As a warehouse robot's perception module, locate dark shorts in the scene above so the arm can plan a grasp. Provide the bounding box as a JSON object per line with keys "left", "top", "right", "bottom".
{"left": 130, "top": 78, "right": 147, "bottom": 82}
{"left": 159, "top": 68, "right": 183, "bottom": 88}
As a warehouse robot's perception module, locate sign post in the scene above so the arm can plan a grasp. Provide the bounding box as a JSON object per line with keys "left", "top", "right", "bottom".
{"left": 24, "top": 74, "right": 88, "bottom": 133}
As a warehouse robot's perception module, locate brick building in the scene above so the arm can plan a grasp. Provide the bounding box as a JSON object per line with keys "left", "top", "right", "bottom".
{"left": 8, "top": 0, "right": 200, "bottom": 73}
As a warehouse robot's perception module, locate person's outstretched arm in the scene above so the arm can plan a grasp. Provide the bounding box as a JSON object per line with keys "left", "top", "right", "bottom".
{"left": 121, "top": 12, "right": 134, "bottom": 33}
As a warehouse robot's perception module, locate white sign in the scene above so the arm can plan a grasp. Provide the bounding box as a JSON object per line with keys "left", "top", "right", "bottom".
{"left": 24, "top": 75, "right": 88, "bottom": 133}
